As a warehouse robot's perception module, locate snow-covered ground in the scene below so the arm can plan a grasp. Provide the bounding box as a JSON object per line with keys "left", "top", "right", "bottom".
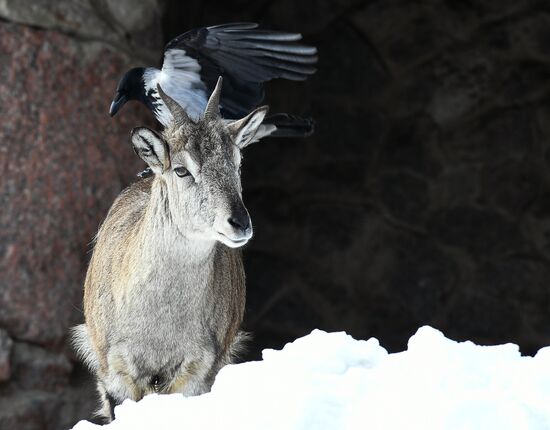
{"left": 72, "top": 326, "right": 550, "bottom": 430}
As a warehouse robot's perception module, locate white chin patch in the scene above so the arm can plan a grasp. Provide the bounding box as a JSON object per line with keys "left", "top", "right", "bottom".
{"left": 216, "top": 232, "right": 251, "bottom": 248}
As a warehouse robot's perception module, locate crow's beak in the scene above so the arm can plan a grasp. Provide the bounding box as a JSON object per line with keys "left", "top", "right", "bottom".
{"left": 109, "top": 93, "right": 127, "bottom": 117}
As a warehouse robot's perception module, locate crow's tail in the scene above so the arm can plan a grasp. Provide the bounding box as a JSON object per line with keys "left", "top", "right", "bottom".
{"left": 262, "top": 113, "right": 314, "bottom": 138}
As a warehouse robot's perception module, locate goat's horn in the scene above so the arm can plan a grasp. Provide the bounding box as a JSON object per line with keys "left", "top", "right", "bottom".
{"left": 157, "top": 84, "right": 190, "bottom": 124}
{"left": 204, "top": 76, "right": 223, "bottom": 120}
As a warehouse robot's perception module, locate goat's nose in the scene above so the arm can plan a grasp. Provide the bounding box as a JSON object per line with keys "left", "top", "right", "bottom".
{"left": 228, "top": 214, "right": 250, "bottom": 232}
{"left": 227, "top": 202, "right": 251, "bottom": 233}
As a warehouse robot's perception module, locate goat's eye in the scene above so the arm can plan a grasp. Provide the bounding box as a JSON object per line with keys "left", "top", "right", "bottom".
{"left": 174, "top": 167, "right": 191, "bottom": 178}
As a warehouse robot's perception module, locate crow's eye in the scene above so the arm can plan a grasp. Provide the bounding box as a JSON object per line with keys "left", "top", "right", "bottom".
{"left": 174, "top": 167, "right": 191, "bottom": 178}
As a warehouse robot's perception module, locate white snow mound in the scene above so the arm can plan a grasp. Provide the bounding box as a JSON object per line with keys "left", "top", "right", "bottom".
{"left": 72, "top": 326, "right": 550, "bottom": 430}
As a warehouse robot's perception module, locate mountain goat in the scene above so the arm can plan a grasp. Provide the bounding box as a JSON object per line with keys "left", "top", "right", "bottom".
{"left": 73, "top": 77, "right": 267, "bottom": 421}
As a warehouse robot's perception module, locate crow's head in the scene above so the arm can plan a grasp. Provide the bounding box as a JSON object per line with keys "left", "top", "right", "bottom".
{"left": 109, "top": 67, "right": 146, "bottom": 117}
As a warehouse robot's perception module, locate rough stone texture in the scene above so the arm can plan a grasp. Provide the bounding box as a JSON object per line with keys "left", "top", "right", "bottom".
{"left": 160, "top": 0, "right": 550, "bottom": 358}
{"left": 0, "top": 0, "right": 163, "bottom": 58}
{"left": 0, "top": 364, "right": 99, "bottom": 430}
{"left": 0, "top": 390, "right": 61, "bottom": 430}
{"left": 0, "top": 23, "right": 153, "bottom": 347}
{"left": 0, "top": 6, "right": 157, "bottom": 428}
{"left": 11, "top": 342, "right": 73, "bottom": 391}
{"left": 5, "top": 0, "right": 550, "bottom": 428}
{"left": 0, "top": 329, "right": 12, "bottom": 382}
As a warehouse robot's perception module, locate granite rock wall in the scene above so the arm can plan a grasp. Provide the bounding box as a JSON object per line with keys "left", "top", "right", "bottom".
{"left": 0, "top": 1, "right": 162, "bottom": 428}
{"left": 3, "top": 0, "right": 550, "bottom": 428}
{"left": 162, "top": 0, "right": 550, "bottom": 357}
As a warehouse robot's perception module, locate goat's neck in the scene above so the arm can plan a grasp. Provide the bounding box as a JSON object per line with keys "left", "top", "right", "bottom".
{"left": 136, "top": 178, "right": 216, "bottom": 267}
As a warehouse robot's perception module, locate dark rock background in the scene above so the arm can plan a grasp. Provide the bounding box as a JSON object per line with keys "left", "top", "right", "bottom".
{"left": 2, "top": 0, "right": 550, "bottom": 428}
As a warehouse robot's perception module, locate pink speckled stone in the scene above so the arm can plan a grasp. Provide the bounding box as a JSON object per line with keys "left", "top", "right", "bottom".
{"left": 0, "top": 22, "right": 153, "bottom": 346}
{"left": 0, "top": 329, "right": 12, "bottom": 381}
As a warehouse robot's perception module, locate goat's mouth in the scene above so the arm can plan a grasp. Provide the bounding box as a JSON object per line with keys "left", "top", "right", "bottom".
{"left": 216, "top": 231, "right": 251, "bottom": 248}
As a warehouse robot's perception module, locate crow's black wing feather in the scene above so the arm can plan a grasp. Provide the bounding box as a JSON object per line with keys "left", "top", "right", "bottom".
{"left": 163, "top": 23, "right": 317, "bottom": 119}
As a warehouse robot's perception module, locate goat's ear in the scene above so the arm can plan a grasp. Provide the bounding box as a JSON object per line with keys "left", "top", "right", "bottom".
{"left": 227, "top": 106, "right": 269, "bottom": 149}
{"left": 131, "top": 127, "right": 170, "bottom": 174}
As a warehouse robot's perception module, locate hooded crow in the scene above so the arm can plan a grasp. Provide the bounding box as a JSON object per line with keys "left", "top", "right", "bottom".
{"left": 110, "top": 22, "right": 317, "bottom": 140}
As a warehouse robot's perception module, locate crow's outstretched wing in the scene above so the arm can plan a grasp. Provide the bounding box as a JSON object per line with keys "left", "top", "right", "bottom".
{"left": 161, "top": 23, "right": 317, "bottom": 119}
